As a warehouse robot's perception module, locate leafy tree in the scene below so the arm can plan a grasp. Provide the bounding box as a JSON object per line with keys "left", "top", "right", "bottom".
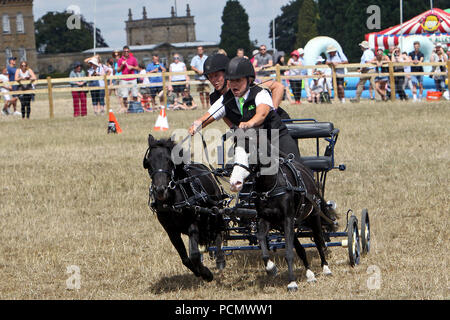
{"left": 295, "top": 0, "right": 319, "bottom": 49}
{"left": 269, "top": 0, "right": 304, "bottom": 54}
{"left": 219, "top": 0, "right": 252, "bottom": 57}
{"left": 35, "top": 11, "right": 108, "bottom": 54}
{"left": 318, "top": 0, "right": 446, "bottom": 62}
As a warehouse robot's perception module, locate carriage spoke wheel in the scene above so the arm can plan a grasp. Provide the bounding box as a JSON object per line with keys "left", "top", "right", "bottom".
{"left": 360, "top": 209, "right": 370, "bottom": 255}
{"left": 347, "top": 215, "right": 360, "bottom": 267}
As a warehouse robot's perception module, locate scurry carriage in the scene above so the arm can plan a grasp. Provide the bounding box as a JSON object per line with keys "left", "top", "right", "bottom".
{"left": 202, "top": 118, "right": 371, "bottom": 267}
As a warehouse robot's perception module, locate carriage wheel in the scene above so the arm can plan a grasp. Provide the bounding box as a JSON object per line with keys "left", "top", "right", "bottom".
{"left": 347, "top": 215, "right": 360, "bottom": 267}
{"left": 360, "top": 209, "right": 370, "bottom": 255}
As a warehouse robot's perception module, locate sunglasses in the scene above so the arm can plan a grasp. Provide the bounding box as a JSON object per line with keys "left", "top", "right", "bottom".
{"left": 174, "top": 57, "right": 180, "bottom": 60}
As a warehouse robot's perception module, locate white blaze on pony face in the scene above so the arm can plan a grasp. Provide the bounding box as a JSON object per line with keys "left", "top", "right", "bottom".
{"left": 230, "top": 145, "right": 250, "bottom": 192}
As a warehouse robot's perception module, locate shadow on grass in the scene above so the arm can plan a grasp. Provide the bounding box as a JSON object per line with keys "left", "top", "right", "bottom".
{"left": 148, "top": 273, "right": 205, "bottom": 294}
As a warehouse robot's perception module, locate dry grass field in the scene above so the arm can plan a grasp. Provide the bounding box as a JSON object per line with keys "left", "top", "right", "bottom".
{"left": 0, "top": 92, "right": 448, "bottom": 300}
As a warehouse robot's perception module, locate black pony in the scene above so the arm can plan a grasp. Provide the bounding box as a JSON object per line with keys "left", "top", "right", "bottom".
{"left": 143, "top": 135, "right": 227, "bottom": 282}
{"left": 229, "top": 132, "right": 337, "bottom": 291}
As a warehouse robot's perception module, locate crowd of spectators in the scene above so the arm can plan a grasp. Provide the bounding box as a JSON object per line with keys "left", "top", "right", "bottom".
{"left": 1, "top": 57, "right": 36, "bottom": 118}
{"left": 2, "top": 41, "right": 448, "bottom": 119}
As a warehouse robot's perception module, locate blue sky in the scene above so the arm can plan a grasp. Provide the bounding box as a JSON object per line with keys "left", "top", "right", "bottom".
{"left": 33, "top": 0, "right": 292, "bottom": 49}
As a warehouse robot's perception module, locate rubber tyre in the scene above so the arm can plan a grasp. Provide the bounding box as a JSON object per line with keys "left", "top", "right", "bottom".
{"left": 361, "top": 209, "right": 370, "bottom": 255}
{"left": 347, "top": 215, "right": 361, "bottom": 267}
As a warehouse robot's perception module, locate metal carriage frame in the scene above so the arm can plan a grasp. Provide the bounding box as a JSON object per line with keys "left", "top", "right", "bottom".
{"left": 205, "top": 118, "right": 370, "bottom": 267}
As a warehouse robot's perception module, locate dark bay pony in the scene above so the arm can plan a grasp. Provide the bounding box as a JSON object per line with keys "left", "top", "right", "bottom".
{"left": 143, "top": 135, "right": 227, "bottom": 282}
{"left": 229, "top": 131, "right": 337, "bottom": 291}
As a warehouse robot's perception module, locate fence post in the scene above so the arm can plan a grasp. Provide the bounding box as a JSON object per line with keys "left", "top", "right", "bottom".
{"left": 388, "top": 62, "right": 396, "bottom": 102}
{"left": 276, "top": 64, "right": 281, "bottom": 83}
{"left": 162, "top": 72, "right": 167, "bottom": 107}
{"left": 331, "top": 65, "right": 339, "bottom": 103}
{"left": 104, "top": 74, "right": 110, "bottom": 113}
{"left": 46, "top": 76, "right": 54, "bottom": 119}
{"left": 447, "top": 61, "right": 450, "bottom": 97}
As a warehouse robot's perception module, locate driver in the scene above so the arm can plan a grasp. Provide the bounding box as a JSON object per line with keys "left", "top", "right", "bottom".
{"left": 191, "top": 57, "right": 301, "bottom": 160}
{"left": 188, "top": 54, "right": 292, "bottom": 135}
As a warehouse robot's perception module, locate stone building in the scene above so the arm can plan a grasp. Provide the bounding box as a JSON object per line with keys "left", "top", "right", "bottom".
{"left": 0, "top": 0, "right": 37, "bottom": 69}
{"left": 126, "top": 4, "right": 196, "bottom": 46}
{"left": 37, "top": 4, "right": 219, "bottom": 75}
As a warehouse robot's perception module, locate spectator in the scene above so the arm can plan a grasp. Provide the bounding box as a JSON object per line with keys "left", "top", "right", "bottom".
{"left": 146, "top": 54, "right": 166, "bottom": 108}
{"left": 137, "top": 64, "right": 151, "bottom": 111}
{"left": 159, "top": 85, "right": 181, "bottom": 110}
{"left": 6, "top": 57, "right": 20, "bottom": 115}
{"left": 430, "top": 43, "right": 448, "bottom": 92}
{"left": 326, "top": 45, "right": 348, "bottom": 103}
{"left": 287, "top": 50, "right": 303, "bottom": 104}
{"left": 117, "top": 45, "right": 139, "bottom": 113}
{"left": 87, "top": 57, "right": 106, "bottom": 115}
{"left": 217, "top": 48, "right": 228, "bottom": 56}
{"left": 236, "top": 48, "right": 248, "bottom": 59}
{"left": 190, "top": 46, "right": 209, "bottom": 109}
{"left": 401, "top": 52, "right": 414, "bottom": 95}
{"left": 309, "top": 75, "right": 325, "bottom": 103}
{"left": 176, "top": 88, "right": 197, "bottom": 110}
{"left": 370, "top": 48, "right": 390, "bottom": 101}
{"left": 253, "top": 45, "right": 273, "bottom": 78}
{"left": 275, "top": 55, "right": 294, "bottom": 104}
{"left": 14, "top": 61, "right": 36, "bottom": 119}
{"left": 169, "top": 53, "right": 189, "bottom": 98}
{"left": 297, "top": 48, "right": 309, "bottom": 99}
{"left": 250, "top": 49, "right": 259, "bottom": 65}
{"left": 351, "top": 41, "right": 377, "bottom": 103}
{"left": 105, "top": 58, "right": 115, "bottom": 95}
{"left": 316, "top": 56, "right": 332, "bottom": 97}
{"left": 409, "top": 41, "right": 425, "bottom": 102}
{"left": 111, "top": 50, "right": 126, "bottom": 111}
{"left": 1, "top": 67, "right": 12, "bottom": 115}
{"left": 391, "top": 46, "right": 407, "bottom": 100}
{"left": 69, "top": 61, "right": 87, "bottom": 117}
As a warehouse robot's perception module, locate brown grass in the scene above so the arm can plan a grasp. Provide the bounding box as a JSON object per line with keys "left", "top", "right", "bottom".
{"left": 0, "top": 92, "right": 448, "bottom": 299}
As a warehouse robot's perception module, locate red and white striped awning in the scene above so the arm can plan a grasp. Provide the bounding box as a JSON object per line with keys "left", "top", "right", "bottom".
{"left": 366, "top": 8, "right": 450, "bottom": 50}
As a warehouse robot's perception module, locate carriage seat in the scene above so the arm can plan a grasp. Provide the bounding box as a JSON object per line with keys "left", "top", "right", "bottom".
{"left": 300, "top": 156, "right": 332, "bottom": 171}
{"left": 285, "top": 122, "right": 337, "bottom": 139}
{"left": 284, "top": 120, "right": 340, "bottom": 173}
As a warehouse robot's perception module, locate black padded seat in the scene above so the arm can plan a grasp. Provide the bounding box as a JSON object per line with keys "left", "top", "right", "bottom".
{"left": 300, "top": 156, "right": 333, "bottom": 171}
{"left": 285, "top": 122, "right": 336, "bottom": 139}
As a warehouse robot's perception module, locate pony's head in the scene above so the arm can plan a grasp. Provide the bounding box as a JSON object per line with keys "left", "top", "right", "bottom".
{"left": 143, "top": 135, "right": 176, "bottom": 201}
{"left": 229, "top": 128, "right": 280, "bottom": 192}
{"left": 229, "top": 144, "right": 252, "bottom": 192}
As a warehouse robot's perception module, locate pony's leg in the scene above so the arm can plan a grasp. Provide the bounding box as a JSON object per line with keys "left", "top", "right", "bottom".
{"left": 166, "top": 230, "right": 200, "bottom": 277}
{"left": 294, "top": 237, "right": 317, "bottom": 282}
{"left": 310, "top": 214, "right": 332, "bottom": 276}
{"left": 284, "top": 217, "right": 298, "bottom": 292}
{"left": 256, "top": 219, "right": 277, "bottom": 276}
{"left": 188, "top": 224, "right": 213, "bottom": 282}
{"left": 214, "top": 233, "right": 226, "bottom": 270}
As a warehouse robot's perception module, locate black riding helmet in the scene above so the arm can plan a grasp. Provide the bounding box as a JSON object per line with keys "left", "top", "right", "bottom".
{"left": 225, "top": 57, "right": 255, "bottom": 80}
{"left": 203, "top": 54, "right": 230, "bottom": 79}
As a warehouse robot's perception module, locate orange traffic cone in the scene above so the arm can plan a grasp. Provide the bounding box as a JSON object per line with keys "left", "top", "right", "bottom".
{"left": 108, "top": 109, "right": 122, "bottom": 134}
{"left": 153, "top": 106, "right": 169, "bottom": 131}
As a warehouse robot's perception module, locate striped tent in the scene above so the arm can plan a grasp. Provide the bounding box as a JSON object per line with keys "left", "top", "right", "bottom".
{"left": 366, "top": 8, "right": 450, "bottom": 51}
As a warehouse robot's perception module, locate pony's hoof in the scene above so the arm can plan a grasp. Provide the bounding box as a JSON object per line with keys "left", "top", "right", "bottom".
{"left": 323, "top": 265, "right": 332, "bottom": 276}
{"left": 265, "top": 260, "right": 278, "bottom": 277}
{"left": 306, "top": 269, "right": 317, "bottom": 283}
{"left": 287, "top": 281, "right": 298, "bottom": 292}
{"left": 201, "top": 268, "right": 214, "bottom": 282}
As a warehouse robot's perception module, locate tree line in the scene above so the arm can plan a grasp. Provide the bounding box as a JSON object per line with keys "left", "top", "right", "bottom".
{"left": 35, "top": 1, "right": 448, "bottom": 63}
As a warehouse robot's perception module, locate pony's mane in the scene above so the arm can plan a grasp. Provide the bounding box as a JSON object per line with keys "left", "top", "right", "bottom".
{"left": 149, "top": 138, "right": 176, "bottom": 150}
